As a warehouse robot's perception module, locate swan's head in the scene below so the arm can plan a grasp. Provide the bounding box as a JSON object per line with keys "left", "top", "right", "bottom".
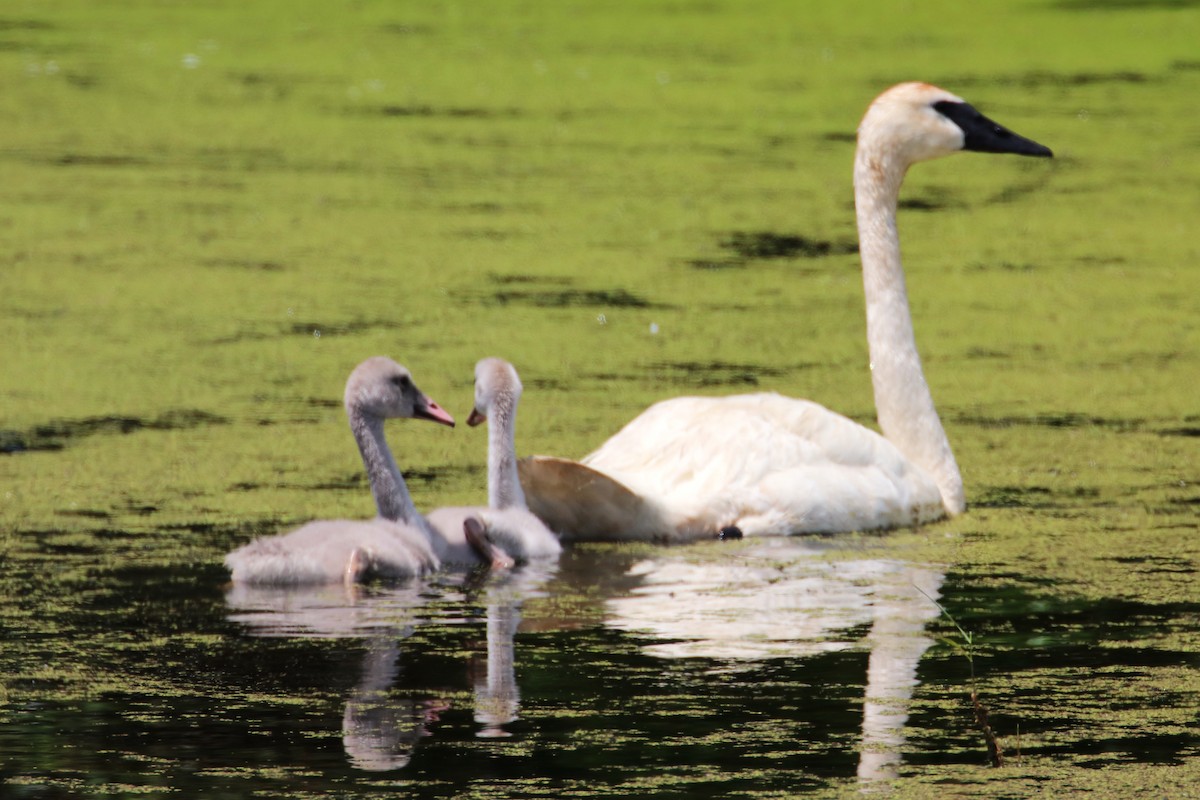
{"left": 344, "top": 356, "right": 456, "bottom": 426}
{"left": 467, "top": 357, "right": 522, "bottom": 427}
{"left": 859, "top": 82, "right": 1052, "bottom": 168}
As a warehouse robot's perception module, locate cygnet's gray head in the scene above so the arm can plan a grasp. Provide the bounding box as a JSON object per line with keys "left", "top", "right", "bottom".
{"left": 344, "top": 356, "right": 456, "bottom": 426}
{"left": 467, "top": 357, "right": 522, "bottom": 427}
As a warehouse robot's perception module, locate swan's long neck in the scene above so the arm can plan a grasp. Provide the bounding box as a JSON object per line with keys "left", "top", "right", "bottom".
{"left": 854, "top": 146, "right": 965, "bottom": 515}
{"left": 488, "top": 395, "right": 527, "bottom": 510}
{"left": 350, "top": 410, "right": 423, "bottom": 525}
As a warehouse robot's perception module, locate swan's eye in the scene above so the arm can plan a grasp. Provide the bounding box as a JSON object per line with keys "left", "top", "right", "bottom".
{"left": 391, "top": 374, "right": 412, "bottom": 390}
{"left": 933, "top": 100, "right": 1006, "bottom": 137}
{"left": 933, "top": 100, "right": 970, "bottom": 118}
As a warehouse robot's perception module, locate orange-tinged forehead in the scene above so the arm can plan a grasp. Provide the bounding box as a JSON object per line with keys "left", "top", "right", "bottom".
{"left": 874, "top": 82, "right": 964, "bottom": 108}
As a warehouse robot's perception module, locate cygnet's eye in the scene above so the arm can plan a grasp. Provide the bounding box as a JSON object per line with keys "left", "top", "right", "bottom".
{"left": 390, "top": 374, "right": 412, "bottom": 390}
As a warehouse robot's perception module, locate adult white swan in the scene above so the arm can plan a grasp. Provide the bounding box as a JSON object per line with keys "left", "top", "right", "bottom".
{"left": 225, "top": 357, "right": 456, "bottom": 584}
{"left": 519, "top": 82, "right": 1053, "bottom": 541}
{"left": 427, "top": 358, "right": 562, "bottom": 568}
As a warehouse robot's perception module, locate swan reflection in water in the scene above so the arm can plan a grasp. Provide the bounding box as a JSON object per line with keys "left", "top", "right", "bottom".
{"left": 594, "top": 537, "right": 943, "bottom": 785}
{"left": 226, "top": 541, "right": 941, "bottom": 781}
{"left": 224, "top": 563, "right": 557, "bottom": 770}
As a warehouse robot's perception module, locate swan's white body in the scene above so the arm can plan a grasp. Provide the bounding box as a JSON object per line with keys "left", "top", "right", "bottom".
{"left": 427, "top": 359, "right": 562, "bottom": 566}
{"left": 520, "top": 82, "right": 1051, "bottom": 541}
{"left": 225, "top": 357, "right": 455, "bottom": 584}
{"left": 580, "top": 393, "right": 944, "bottom": 538}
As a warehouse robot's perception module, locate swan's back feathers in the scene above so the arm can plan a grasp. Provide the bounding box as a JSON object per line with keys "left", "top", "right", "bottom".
{"left": 579, "top": 393, "right": 944, "bottom": 536}
{"left": 224, "top": 519, "right": 438, "bottom": 585}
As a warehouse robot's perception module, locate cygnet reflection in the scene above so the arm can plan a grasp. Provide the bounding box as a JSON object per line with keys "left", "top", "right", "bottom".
{"left": 224, "top": 579, "right": 444, "bottom": 771}
{"left": 468, "top": 559, "right": 559, "bottom": 738}
{"left": 224, "top": 579, "right": 431, "bottom": 639}
{"left": 341, "top": 639, "right": 449, "bottom": 771}
{"left": 470, "top": 601, "right": 521, "bottom": 738}
{"left": 224, "top": 562, "right": 558, "bottom": 768}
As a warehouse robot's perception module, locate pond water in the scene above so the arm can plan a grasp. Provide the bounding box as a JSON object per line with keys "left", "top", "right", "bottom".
{"left": 2, "top": 518, "right": 1196, "bottom": 797}
{"left": 0, "top": 540, "right": 1001, "bottom": 797}
{"left": 1, "top": 0, "right": 1198, "bottom": 797}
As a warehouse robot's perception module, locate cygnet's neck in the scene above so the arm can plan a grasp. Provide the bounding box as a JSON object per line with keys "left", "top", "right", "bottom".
{"left": 349, "top": 409, "right": 423, "bottom": 525}
{"left": 854, "top": 144, "right": 965, "bottom": 515}
{"left": 487, "top": 395, "right": 527, "bottom": 510}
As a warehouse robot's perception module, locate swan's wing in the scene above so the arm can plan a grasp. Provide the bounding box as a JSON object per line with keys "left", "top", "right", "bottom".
{"left": 585, "top": 394, "right": 863, "bottom": 473}
{"left": 581, "top": 393, "right": 869, "bottom": 496}
{"left": 517, "top": 456, "right": 678, "bottom": 542}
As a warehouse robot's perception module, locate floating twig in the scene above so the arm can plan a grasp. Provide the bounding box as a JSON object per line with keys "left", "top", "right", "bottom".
{"left": 916, "top": 585, "right": 1007, "bottom": 767}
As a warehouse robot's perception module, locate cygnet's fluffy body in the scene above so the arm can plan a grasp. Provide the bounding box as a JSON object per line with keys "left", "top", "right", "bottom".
{"left": 225, "top": 357, "right": 455, "bottom": 585}
{"left": 428, "top": 358, "right": 561, "bottom": 568}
